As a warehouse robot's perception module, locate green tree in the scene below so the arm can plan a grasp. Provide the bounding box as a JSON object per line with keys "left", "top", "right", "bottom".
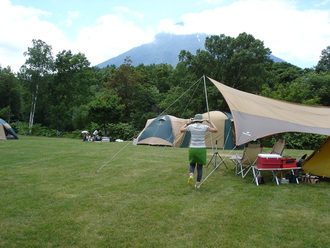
{"left": 266, "top": 62, "right": 303, "bottom": 87}
{"left": 138, "top": 63, "right": 175, "bottom": 94}
{"left": 262, "top": 70, "right": 330, "bottom": 107}
{"left": 50, "top": 50, "right": 96, "bottom": 131}
{"left": 95, "top": 65, "right": 117, "bottom": 83}
{"left": 0, "top": 66, "right": 21, "bottom": 120}
{"left": 301, "top": 72, "right": 330, "bottom": 106}
{"left": 132, "top": 63, "right": 177, "bottom": 126}
{"left": 179, "top": 33, "right": 273, "bottom": 92}
{"left": 261, "top": 81, "right": 320, "bottom": 105}
{"left": 19, "top": 39, "right": 54, "bottom": 132}
{"left": 178, "top": 33, "right": 273, "bottom": 111}
{"left": 104, "top": 57, "right": 143, "bottom": 122}
{"left": 128, "top": 83, "right": 161, "bottom": 129}
{"left": 315, "top": 45, "right": 330, "bottom": 72}
{"left": 88, "top": 93, "right": 124, "bottom": 135}
{"left": 0, "top": 106, "right": 13, "bottom": 121}
{"left": 152, "top": 61, "right": 208, "bottom": 118}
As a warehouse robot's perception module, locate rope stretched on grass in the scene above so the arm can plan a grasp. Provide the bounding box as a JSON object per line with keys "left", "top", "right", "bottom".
{"left": 95, "top": 141, "right": 132, "bottom": 173}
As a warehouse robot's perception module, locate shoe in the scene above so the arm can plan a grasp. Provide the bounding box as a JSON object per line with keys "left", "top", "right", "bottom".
{"left": 195, "top": 182, "right": 201, "bottom": 189}
{"left": 188, "top": 176, "right": 193, "bottom": 186}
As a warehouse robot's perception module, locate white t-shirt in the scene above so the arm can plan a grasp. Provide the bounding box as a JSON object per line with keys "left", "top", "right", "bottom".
{"left": 187, "top": 123, "right": 210, "bottom": 148}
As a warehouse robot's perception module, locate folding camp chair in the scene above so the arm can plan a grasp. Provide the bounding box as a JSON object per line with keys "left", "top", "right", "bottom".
{"left": 270, "top": 138, "right": 285, "bottom": 155}
{"left": 230, "top": 143, "right": 262, "bottom": 178}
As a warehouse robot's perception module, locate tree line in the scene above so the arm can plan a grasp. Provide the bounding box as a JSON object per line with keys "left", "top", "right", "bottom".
{"left": 1, "top": 33, "right": 329, "bottom": 148}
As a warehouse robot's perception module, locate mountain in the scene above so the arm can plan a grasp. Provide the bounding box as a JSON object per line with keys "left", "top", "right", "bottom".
{"left": 97, "top": 33, "right": 285, "bottom": 68}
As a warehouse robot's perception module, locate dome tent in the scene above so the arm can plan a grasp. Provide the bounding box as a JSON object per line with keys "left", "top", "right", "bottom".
{"left": 0, "top": 118, "right": 19, "bottom": 140}
{"left": 136, "top": 111, "right": 237, "bottom": 149}
{"left": 136, "top": 115, "right": 186, "bottom": 147}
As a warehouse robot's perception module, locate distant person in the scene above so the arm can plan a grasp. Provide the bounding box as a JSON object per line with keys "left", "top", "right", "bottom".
{"left": 56, "top": 130, "right": 61, "bottom": 138}
{"left": 81, "top": 131, "right": 89, "bottom": 141}
{"left": 180, "top": 114, "right": 218, "bottom": 189}
{"left": 93, "top": 129, "right": 99, "bottom": 141}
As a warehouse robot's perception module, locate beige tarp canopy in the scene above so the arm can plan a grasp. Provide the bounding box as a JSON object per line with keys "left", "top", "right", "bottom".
{"left": 208, "top": 77, "right": 330, "bottom": 146}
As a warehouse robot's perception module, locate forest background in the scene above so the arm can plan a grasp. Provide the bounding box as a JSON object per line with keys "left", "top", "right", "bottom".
{"left": 1, "top": 32, "right": 330, "bottom": 149}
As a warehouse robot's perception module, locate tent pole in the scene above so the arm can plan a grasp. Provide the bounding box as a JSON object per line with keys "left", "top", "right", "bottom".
{"left": 223, "top": 123, "right": 232, "bottom": 150}
{"left": 203, "top": 75, "right": 215, "bottom": 152}
{"left": 203, "top": 75, "right": 211, "bottom": 120}
{"left": 202, "top": 75, "right": 229, "bottom": 186}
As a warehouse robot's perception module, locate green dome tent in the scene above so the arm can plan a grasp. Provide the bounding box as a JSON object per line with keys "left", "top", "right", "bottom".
{"left": 0, "top": 119, "right": 19, "bottom": 140}
{"left": 136, "top": 111, "right": 237, "bottom": 149}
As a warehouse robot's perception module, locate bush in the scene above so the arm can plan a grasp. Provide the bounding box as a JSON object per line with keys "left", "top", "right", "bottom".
{"left": 10, "top": 122, "right": 29, "bottom": 136}
{"left": 260, "top": 133, "right": 327, "bottom": 150}
{"left": 12, "top": 122, "right": 58, "bottom": 137}
{"left": 282, "top": 133, "right": 327, "bottom": 150}
{"left": 10, "top": 122, "right": 78, "bottom": 139}
{"left": 63, "top": 130, "right": 83, "bottom": 139}
{"left": 106, "top": 122, "right": 138, "bottom": 141}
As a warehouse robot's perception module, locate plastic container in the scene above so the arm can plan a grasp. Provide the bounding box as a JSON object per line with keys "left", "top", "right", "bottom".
{"left": 281, "top": 158, "right": 296, "bottom": 168}
{"left": 257, "top": 154, "right": 282, "bottom": 168}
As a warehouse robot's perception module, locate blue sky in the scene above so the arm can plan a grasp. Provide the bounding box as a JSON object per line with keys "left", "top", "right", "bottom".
{"left": 1, "top": 0, "right": 330, "bottom": 72}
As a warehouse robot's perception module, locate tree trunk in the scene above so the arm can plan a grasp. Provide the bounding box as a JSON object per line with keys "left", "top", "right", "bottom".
{"left": 28, "top": 84, "right": 39, "bottom": 133}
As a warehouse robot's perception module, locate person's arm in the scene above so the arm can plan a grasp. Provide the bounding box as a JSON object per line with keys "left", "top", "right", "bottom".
{"left": 180, "top": 120, "right": 193, "bottom": 133}
{"left": 206, "top": 120, "right": 218, "bottom": 133}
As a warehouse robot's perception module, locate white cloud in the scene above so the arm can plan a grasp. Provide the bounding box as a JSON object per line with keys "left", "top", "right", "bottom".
{"left": 0, "top": 0, "right": 68, "bottom": 72}
{"left": 1, "top": 0, "right": 329, "bottom": 71}
{"left": 158, "top": 0, "right": 330, "bottom": 68}
{"left": 74, "top": 12, "right": 154, "bottom": 66}
{"left": 0, "top": 1, "right": 153, "bottom": 71}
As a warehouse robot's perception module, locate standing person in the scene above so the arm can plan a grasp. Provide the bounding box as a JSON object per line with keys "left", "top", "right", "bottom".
{"left": 180, "top": 114, "right": 218, "bottom": 188}
{"left": 81, "top": 131, "right": 89, "bottom": 141}
{"left": 93, "top": 129, "right": 98, "bottom": 141}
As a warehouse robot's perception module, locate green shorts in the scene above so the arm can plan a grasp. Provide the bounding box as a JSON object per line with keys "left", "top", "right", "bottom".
{"left": 189, "top": 148, "right": 207, "bottom": 165}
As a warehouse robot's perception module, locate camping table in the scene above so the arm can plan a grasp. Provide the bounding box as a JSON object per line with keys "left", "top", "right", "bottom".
{"left": 252, "top": 166, "right": 300, "bottom": 186}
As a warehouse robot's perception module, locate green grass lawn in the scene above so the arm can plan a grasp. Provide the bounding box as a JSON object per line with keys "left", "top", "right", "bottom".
{"left": 1, "top": 136, "right": 329, "bottom": 248}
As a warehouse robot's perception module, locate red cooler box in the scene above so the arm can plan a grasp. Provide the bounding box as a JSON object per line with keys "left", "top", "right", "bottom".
{"left": 281, "top": 158, "right": 296, "bottom": 168}
{"left": 257, "top": 154, "right": 282, "bottom": 168}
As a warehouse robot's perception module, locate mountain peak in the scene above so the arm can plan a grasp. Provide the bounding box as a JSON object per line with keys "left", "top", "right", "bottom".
{"left": 97, "top": 33, "right": 207, "bottom": 68}
{"left": 97, "top": 33, "right": 285, "bottom": 68}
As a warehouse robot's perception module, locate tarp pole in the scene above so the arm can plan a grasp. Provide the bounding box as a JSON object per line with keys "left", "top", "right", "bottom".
{"left": 203, "top": 75, "right": 214, "bottom": 152}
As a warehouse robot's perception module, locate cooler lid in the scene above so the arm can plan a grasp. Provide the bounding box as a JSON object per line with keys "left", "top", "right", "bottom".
{"left": 258, "top": 154, "right": 282, "bottom": 158}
